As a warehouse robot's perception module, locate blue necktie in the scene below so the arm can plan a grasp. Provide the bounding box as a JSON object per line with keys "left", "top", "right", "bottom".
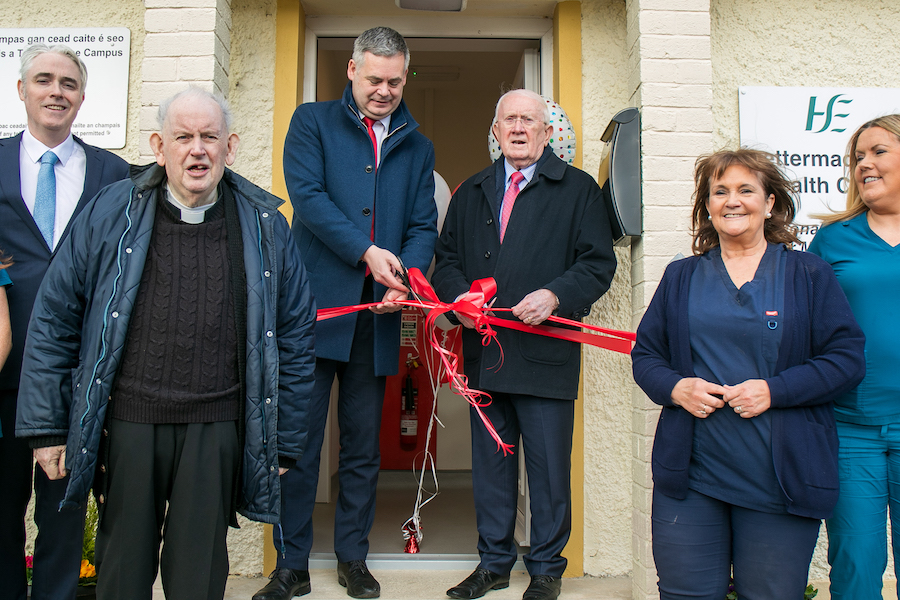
{"left": 34, "top": 150, "right": 59, "bottom": 249}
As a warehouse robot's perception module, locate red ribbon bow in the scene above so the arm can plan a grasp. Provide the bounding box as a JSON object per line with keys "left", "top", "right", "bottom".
{"left": 316, "top": 268, "right": 635, "bottom": 455}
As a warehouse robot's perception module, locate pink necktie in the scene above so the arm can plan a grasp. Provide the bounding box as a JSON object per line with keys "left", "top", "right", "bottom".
{"left": 499, "top": 171, "right": 524, "bottom": 242}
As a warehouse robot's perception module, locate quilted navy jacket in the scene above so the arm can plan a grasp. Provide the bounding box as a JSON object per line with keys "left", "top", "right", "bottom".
{"left": 632, "top": 249, "right": 865, "bottom": 519}
{"left": 15, "top": 163, "right": 316, "bottom": 524}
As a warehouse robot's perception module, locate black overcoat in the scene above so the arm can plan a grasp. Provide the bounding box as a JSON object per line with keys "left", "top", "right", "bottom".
{"left": 432, "top": 147, "right": 616, "bottom": 399}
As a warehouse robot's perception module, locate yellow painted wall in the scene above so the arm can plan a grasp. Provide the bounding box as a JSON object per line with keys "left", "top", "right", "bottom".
{"left": 553, "top": 1, "right": 585, "bottom": 578}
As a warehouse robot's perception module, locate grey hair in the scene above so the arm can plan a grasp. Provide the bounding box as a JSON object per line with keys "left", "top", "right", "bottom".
{"left": 20, "top": 43, "right": 88, "bottom": 92}
{"left": 352, "top": 27, "right": 410, "bottom": 71}
{"left": 157, "top": 87, "right": 233, "bottom": 132}
{"left": 493, "top": 89, "right": 551, "bottom": 125}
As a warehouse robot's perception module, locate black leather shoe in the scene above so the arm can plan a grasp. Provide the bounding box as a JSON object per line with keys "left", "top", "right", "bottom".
{"left": 252, "top": 567, "right": 311, "bottom": 600}
{"left": 446, "top": 567, "right": 510, "bottom": 599}
{"left": 522, "top": 574, "right": 561, "bottom": 600}
{"left": 337, "top": 560, "right": 381, "bottom": 598}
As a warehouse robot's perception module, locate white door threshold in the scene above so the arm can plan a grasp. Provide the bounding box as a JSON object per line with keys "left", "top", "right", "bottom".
{"left": 309, "top": 553, "right": 526, "bottom": 571}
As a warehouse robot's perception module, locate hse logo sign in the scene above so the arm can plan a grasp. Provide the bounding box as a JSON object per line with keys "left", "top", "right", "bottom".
{"left": 806, "top": 94, "right": 853, "bottom": 133}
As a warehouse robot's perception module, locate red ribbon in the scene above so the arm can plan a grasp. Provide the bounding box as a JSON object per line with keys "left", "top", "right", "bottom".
{"left": 316, "top": 269, "right": 635, "bottom": 455}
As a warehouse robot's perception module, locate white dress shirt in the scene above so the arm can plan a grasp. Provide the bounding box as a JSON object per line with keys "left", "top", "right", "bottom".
{"left": 360, "top": 112, "right": 391, "bottom": 167}
{"left": 20, "top": 129, "right": 86, "bottom": 250}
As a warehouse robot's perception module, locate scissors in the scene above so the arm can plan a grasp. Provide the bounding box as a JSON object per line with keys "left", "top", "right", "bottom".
{"left": 394, "top": 257, "right": 426, "bottom": 305}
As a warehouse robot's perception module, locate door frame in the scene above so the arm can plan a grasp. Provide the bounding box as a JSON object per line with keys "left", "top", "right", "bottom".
{"left": 269, "top": 0, "right": 585, "bottom": 577}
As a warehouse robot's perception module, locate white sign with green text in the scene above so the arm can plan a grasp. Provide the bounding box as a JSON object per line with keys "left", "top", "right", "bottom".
{"left": 739, "top": 86, "right": 900, "bottom": 249}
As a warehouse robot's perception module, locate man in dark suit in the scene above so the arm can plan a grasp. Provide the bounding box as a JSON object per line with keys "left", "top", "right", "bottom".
{"left": 432, "top": 89, "right": 617, "bottom": 600}
{"left": 253, "top": 26, "right": 436, "bottom": 600}
{"left": 0, "top": 43, "right": 129, "bottom": 600}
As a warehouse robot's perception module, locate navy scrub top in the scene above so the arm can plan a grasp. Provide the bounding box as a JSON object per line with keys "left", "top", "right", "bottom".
{"left": 687, "top": 243, "right": 787, "bottom": 513}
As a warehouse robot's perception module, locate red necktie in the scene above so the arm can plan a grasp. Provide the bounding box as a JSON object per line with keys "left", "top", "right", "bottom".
{"left": 363, "top": 117, "right": 378, "bottom": 275}
{"left": 499, "top": 171, "right": 524, "bottom": 242}
{"left": 363, "top": 116, "right": 379, "bottom": 167}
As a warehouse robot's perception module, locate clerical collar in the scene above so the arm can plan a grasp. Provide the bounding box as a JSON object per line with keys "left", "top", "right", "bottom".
{"left": 165, "top": 184, "right": 218, "bottom": 224}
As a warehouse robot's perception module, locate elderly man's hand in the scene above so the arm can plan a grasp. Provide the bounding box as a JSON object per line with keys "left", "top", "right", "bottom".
{"left": 362, "top": 246, "right": 407, "bottom": 292}
{"left": 34, "top": 445, "right": 67, "bottom": 480}
{"left": 511, "top": 289, "right": 559, "bottom": 326}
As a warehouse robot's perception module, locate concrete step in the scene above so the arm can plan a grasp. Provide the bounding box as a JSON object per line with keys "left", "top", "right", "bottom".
{"left": 153, "top": 570, "right": 632, "bottom": 600}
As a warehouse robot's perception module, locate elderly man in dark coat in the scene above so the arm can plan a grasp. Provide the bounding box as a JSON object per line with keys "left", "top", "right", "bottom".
{"left": 432, "top": 89, "right": 616, "bottom": 600}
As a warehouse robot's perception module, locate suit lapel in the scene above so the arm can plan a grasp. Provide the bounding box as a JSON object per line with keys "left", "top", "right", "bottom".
{"left": 0, "top": 133, "right": 49, "bottom": 251}
{"left": 484, "top": 158, "right": 505, "bottom": 222}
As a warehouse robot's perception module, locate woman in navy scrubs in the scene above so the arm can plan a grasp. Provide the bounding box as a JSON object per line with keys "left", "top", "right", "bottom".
{"left": 632, "top": 149, "right": 865, "bottom": 600}
{"left": 809, "top": 115, "right": 900, "bottom": 599}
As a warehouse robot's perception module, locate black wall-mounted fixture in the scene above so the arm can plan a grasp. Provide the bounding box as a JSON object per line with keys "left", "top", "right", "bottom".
{"left": 597, "top": 107, "right": 642, "bottom": 246}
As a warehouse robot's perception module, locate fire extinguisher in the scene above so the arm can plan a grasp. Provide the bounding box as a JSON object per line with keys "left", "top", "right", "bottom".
{"left": 400, "top": 354, "right": 419, "bottom": 451}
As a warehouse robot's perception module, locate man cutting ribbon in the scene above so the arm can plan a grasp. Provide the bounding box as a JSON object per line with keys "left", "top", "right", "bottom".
{"left": 432, "top": 89, "right": 617, "bottom": 600}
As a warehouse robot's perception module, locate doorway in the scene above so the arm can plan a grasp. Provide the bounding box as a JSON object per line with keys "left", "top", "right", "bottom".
{"left": 309, "top": 36, "right": 540, "bottom": 566}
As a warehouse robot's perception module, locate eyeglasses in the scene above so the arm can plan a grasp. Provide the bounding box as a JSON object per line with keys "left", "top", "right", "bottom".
{"left": 498, "top": 115, "right": 545, "bottom": 128}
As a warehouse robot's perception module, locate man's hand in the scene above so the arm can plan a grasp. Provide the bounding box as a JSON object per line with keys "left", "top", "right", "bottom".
{"left": 452, "top": 295, "right": 495, "bottom": 329}
{"left": 34, "top": 445, "right": 67, "bottom": 480}
{"left": 511, "top": 289, "right": 559, "bottom": 326}
{"left": 370, "top": 287, "right": 407, "bottom": 314}
{"left": 362, "top": 246, "right": 407, "bottom": 291}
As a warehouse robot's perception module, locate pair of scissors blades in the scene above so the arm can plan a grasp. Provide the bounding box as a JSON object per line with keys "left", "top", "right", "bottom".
{"left": 395, "top": 257, "right": 426, "bottom": 305}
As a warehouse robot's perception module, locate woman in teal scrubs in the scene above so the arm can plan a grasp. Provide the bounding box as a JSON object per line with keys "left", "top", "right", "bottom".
{"left": 809, "top": 114, "right": 900, "bottom": 600}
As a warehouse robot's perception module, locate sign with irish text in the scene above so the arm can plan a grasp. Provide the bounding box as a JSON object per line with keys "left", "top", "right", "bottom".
{"left": 0, "top": 28, "right": 130, "bottom": 149}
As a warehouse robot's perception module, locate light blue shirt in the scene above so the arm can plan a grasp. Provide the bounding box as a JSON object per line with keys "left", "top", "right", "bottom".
{"left": 502, "top": 159, "right": 537, "bottom": 193}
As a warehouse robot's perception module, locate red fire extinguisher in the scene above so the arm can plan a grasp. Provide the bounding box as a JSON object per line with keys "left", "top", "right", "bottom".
{"left": 400, "top": 355, "right": 419, "bottom": 451}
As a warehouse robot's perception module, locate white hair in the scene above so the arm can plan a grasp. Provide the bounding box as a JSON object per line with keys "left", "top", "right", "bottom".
{"left": 493, "top": 89, "right": 551, "bottom": 124}
{"left": 157, "top": 87, "right": 233, "bottom": 132}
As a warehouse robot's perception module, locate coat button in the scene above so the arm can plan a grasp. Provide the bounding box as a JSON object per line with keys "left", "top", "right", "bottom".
{"left": 262, "top": 212, "right": 269, "bottom": 218}
{"left": 98, "top": 494, "right": 105, "bottom": 504}
{"left": 486, "top": 218, "right": 493, "bottom": 225}
{"left": 365, "top": 165, "right": 374, "bottom": 173}
{"left": 362, "top": 207, "right": 371, "bottom": 216}
{"left": 484, "top": 251, "right": 491, "bottom": 259}
{"left": 100, "top": 464, "right": 106, "bottom": 473}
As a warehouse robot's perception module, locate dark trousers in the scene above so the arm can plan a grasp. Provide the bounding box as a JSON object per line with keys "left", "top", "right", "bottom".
{"left": 95, "top": 419, "right": 239, "bottom": 600}
{"left": 0, "top": 389, "right": 85, "bottom": 600}
{"left": 652, "top": 487, "right": 821, "bottom": 600}
{"left": 471, "top": 391, "right": 575, "bottom": 578}
{"left": 277, "top": 284, "right": 385, "bottom": 567}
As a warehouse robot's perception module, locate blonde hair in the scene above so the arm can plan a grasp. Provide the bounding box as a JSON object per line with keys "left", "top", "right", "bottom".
{"left": 818, "top": 114, "right": 900, "bottom": 226}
